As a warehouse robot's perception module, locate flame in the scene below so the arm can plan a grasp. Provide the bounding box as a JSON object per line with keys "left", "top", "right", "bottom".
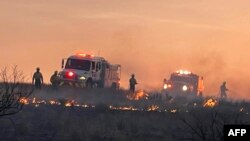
{"left": 109, "top": 106, "right": 138, "bottom": 111}
{"left": 16, "top": 96, "right": 230, "bottom": 114}
{"left": 203, "top": 98, "right": 218, "bottom": 108}
{"left": 65, "top": 100, "right": 75, "bottom": 107}
{"left": 20, "top": 97, "right": 29, "bottom": 105}
{"left": 75, "top": 104, "right": 81, "bottom": 107}
{"left": 49, "top": 100, "right": 61, "bottom": 105}
{"left": 82, "top": 105, "right": 89, "bottom": 108}
{"left": 240, "top": 107, "right": 244, "bottom": 112}
{"left": 171, "top": 109, "right": 177, "bottom": 113}
{"left": 127, "top": 90, "right": 149, "bottom": 100}
{"left": 49, "top": 100, "right": 56, "bottom": 105}
{"left": 18, "top": 98, "right": 96, "bottom": 109}
{"left": 32, "top": 98, "right": 36, "bottom": 104}
{"left": 134, "top": 90, "right": 145, "bottom": 100}
{"left": 65, "top": 102, "right": 72, "bottom": 107}
{"left": 147, "top": 105, "right": 159, "bottom": 111}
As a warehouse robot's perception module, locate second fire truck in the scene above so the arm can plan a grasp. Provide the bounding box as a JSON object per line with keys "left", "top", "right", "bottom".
{"left": 162, "top": 70, "right": 204, "bottom": 97}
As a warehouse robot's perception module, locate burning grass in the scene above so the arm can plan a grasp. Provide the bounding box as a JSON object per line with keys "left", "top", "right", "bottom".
{"left": 2, "top": 97, "right": 250, "bottom": 141}
{"left": 203, "top": 98, "right": 218, "bottom": 108}
{"left": 3, "top": 86, "right": 250, "bottom": 141}
{"left": 126, "top": 89, "right": 149, "bottom": 100}
{"left": 16, "top": 93, "right": 250, "bottom": 116}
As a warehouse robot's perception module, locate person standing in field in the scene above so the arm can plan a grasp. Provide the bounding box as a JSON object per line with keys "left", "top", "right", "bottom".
{"left": 129, "top": 74, "right": 138, "bottom": 93}
{"left": 50, "top": 70, "right": 60, "bottom": 90}
{"left": 32, "top": 67, "right": 43, "bottom": 89}
{"left": 220, "top": 81, "right": 228, "bottom": 99}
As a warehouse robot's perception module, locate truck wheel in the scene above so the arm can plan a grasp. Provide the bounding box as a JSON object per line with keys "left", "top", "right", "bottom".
{"left": 86, "top": 78, "right": 93, "bottom": 88}
{"left": 98, "top": 81, "right": 104, "bottom": 88}
{"left": 58, "top": 81, "right": 64, "bottom": 86}
{"left": 111, "top": 83, "right": 117, "bottom": 90}
{"left": 92, "top": 82, "right": 98, "bottom": 88}
{"left": 77, "top": 82, "right": 85, "bottom": 88}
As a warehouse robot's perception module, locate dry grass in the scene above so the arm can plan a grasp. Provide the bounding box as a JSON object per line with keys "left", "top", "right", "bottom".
{"left": 0, "top": 87, "right": 250, "bottom": 141}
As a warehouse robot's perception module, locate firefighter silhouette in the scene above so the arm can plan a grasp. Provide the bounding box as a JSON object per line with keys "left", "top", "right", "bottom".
{"left": 50, "top": 71, "right": 60, "bottom": 89}
{"left": 220, "top": 81, "right": 228, "bottom": 99}
{"left": 129, "top": 74, "right": 138, "bottom": 93}
{"left": 32, "top": 67, "right": 43, "bottom": 89}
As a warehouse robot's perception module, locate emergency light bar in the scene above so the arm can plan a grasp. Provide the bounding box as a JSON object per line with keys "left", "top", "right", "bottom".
{"left": 176, "top": 70, "right": 191, "bottom": 75}
{"left": 76, "top": 53, "right": 95, "bottom": 58}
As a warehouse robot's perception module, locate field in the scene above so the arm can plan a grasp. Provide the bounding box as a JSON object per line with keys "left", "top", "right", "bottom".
{"left": 0, "top": 86, "right": 250, "bottom": 141}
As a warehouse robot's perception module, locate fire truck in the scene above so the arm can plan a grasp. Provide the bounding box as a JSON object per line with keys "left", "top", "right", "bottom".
{"left": 58, "top": 53, "right": 121, "bottom": 89}
{"left": 162, "top": 70, "right": 204, "bottom": 97}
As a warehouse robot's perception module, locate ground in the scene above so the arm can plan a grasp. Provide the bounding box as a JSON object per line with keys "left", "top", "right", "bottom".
{"left": 0, "top": 86, "right": 250, "bottom": 141}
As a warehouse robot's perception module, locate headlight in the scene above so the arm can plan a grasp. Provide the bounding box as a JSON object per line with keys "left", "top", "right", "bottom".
{"left": 163, "top": 84, "right": 168, "bottom": 90}
{"left": 182, "top": 85, "right": 188, "bottom": 91}
{"left": 163, "top": 84, "right": 172, "bottom": 90}
{"left": 79, "top": 76, "right": 86, "bottom": 80}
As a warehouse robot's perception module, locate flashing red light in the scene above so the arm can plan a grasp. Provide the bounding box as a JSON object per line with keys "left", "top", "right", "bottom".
{"left": 67, "top": 71, "right": 74, "bottom": 77}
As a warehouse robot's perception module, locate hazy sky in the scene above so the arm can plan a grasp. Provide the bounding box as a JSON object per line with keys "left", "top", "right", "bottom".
{"left": 1, "top": 0, "right": 250, "bottom": 100}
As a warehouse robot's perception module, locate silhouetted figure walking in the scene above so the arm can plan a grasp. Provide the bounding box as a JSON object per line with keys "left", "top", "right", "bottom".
{"left": 220, "top": 81, "right": 228, "bottom": 99}
{"left": 50, "top": 71, "right": 60, "bottom": 90}
{"left": 129, "top": 74, "right": 138, "bottom": 93}
{"left": 32, "top": 67, "right": 43, "bottom": 89}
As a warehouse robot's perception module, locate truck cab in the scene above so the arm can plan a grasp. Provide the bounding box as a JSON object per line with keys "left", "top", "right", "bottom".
{"left": 59, "top": 53, "right": 121, "bottom": 88}
{"left": 163, "top": 70, "right": 204, "bottom": 97}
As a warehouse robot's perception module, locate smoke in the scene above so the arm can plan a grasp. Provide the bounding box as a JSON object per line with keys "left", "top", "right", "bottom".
{"left": 187, "top": 50, "right": 227, "bottom": 95}
{"left": 1, "top": 0, "right": 250, "bottom": 100}
{"left": 104, "top": 25, "right": 250, "bottom": 101}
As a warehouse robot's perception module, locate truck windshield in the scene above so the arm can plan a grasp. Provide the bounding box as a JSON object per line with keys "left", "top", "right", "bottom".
{"left": 170, "top": 75, "right": 191, "bottom": 83}
{"left": 65, "top": 59, "right": 91, "bottom": 71}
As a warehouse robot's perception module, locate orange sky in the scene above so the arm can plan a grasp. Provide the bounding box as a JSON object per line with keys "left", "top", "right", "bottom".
{"left": 1, "top": 0, "right": 250, "bottom": 100}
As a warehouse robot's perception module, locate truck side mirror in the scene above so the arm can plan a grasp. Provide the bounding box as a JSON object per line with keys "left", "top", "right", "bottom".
{"left": 61, "top": 59, "right": 64, "bottom": 69}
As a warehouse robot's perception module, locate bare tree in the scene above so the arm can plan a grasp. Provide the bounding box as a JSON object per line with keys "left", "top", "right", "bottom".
{"left": 0, "top": 66, "right": 33, "bottom": 117}
{"left": 175, "top": 107, "right": 247, "bottom": 141}
{"left": 177, "top": 110, "right": 224, "bottom": 141}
